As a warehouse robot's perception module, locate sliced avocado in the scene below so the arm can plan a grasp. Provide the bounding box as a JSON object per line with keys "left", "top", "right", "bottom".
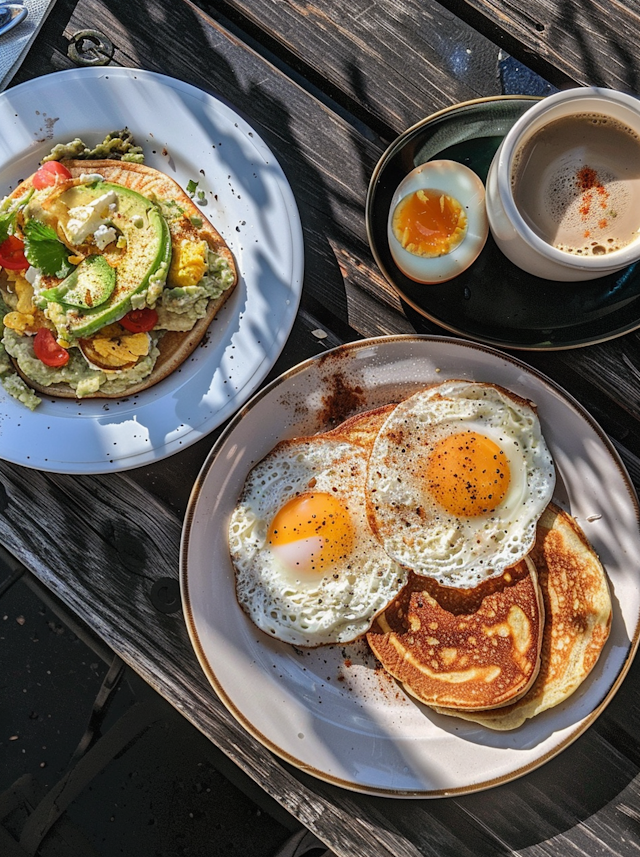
{"left": 40, "top": 255, "right": 116, "bottom": 309}
{"left": 48, "top": 181, "right": 172, "bottom": 341}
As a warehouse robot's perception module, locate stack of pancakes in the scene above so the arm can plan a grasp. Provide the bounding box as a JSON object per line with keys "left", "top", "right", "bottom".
{"left": 330, "top": 399, "right": 612, "bottom": 731}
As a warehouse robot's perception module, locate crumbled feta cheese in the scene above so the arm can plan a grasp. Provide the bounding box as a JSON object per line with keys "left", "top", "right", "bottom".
{"left": 25, "top": 266, "right": 44, "bottom": 294}
{"left": 93, "top": 223, "right": 117, "bottom": 250}
{"left": 64, "top": 190, "right": 118, "bottom": 244}
{"left": 24, "top": 266, "right": 39, "bottom": 285}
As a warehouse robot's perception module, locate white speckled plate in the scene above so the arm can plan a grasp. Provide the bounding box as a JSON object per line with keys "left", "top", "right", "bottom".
{"left": 181, "top": 335, "right": 640, "bottom": 797}
{"left": 0, "top": 68, "right": 303, "bottom": 473}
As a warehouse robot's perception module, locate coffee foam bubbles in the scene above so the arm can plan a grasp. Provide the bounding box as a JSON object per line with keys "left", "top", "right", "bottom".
{"left": 511, "top": 113, "right": 640, "bottom": 257}
{"left": 545, "top": 163, "right": 630, "bottom": 256}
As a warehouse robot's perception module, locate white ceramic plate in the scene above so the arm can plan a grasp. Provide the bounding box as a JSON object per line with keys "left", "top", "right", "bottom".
{"left": 0, "top": 68, "right": 303, "bottom": 473}
{"left": 181, "top": 335, "right": 640, "bottom": 797}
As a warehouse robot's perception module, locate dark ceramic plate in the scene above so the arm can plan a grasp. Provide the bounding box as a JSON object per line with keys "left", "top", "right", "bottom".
{"left": 366, "top": 96, "right": 640, "bottom": 350}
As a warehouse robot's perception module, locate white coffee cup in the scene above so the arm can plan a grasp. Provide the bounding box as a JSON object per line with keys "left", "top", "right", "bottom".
{"left": 485, "top": 87, "right": 640, "bottom": 281}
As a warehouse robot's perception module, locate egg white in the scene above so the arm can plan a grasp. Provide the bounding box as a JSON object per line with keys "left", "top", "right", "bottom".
{"left": 229, "top": 436, "right": 407, "bottom": 647}
{"left": 366, "top": 381, "right": 556, "bottom": 587}
{"left": 387, "top": 160, "right": 488, "bottom": 283}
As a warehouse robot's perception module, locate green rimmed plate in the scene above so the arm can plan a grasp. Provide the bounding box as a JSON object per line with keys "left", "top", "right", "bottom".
{"left": 366, "top": 96, "right": 640, "bottom": 350}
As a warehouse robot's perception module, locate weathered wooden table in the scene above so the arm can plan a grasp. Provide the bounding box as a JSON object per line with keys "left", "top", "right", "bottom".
{"left": 3, "top": 1, "right": 640, "bottom": 854}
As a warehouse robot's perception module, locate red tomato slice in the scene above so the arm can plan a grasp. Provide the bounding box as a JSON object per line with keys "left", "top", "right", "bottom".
{"left": 0, "top": 235, "right": 29, "bottom": 270}
{"left": 119, "top": 308, "right": 158, "bottom": 333}
{"left": 33, "top": 328, "right": 70, "bottom": 367}
{"left": 32, "top": 161, "right": 73, "bottom": 190}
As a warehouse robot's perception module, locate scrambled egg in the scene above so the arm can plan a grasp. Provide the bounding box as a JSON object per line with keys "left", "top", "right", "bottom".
{"left": 2, "top": 270, "right": 49, "bottom": 335}
{"left": 82, "top": 323, "right": 150, "bottom": 370}
{"left": 168, "top": 238, "right": 208, "bottom": 288}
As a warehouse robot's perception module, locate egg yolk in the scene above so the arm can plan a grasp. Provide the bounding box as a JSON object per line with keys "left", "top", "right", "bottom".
{"left": 392, "top": 188, "right": 467, "bottom": 257}
{"left": 267, "top": 492, "right": 354, "bottom": 575}
{"left": 426, "top": 431, "right": 510, "bottom": 517}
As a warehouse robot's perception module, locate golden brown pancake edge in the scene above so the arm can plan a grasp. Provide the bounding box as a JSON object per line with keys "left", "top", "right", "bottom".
{"left": 429, "top": 503, "right": 612, "bottom": 729}
{"left": 366, "top": 555, "right": 545, "bottom": 711}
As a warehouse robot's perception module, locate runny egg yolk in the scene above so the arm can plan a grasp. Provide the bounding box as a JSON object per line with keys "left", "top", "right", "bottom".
{"left": 426, "top": 431, "right": 511, "bottom": 518}
{"left": 392, "top": 188, "right": 467, "bottom": 257}
{"left": 267, "top": 492, "right": 354, "bottom": 576}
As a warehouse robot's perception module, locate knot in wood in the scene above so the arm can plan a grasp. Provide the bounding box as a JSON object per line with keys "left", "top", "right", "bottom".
{"left": 68, "top": 29, "right": 114, "bottom": 66}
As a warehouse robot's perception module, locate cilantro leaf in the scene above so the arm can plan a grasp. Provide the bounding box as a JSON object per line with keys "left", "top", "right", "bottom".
{"left": 23, "top": 220, "right": 75, "bottom": 278}
{"left": 0, "top": 211, "right": 16, "bottom": 245}
{"left": 0, "top": 191, "right": 33, "bottom": 245}
{"left": 186, "top": 179, "right": 198, "bottom": 197}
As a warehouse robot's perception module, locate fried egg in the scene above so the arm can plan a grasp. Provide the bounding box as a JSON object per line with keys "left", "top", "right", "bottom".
{"left": 366, "top": 381, "right": 555, "bottom": 587}
{"left": 387, "top": 160, "right": 488, "bottom": 283}
{"left": 229, "top": 436, "right": 408, "bottom": 646}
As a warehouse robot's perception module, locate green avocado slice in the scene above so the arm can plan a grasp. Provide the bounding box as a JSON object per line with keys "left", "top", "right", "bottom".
{"left": 41, "top": 181, "right": 172, "bottom": 342}
{"left": 39, "top": 255, "right": 116, "bottom": 309}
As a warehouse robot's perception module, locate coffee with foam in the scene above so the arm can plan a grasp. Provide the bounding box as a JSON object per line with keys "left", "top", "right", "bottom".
{"left": 512, "top": 113, "right": 640, "bottom": 257}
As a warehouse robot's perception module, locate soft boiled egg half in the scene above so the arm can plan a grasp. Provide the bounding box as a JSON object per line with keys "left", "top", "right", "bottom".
{"left": 387, "top": 160, "right": 488, "bottom": 283}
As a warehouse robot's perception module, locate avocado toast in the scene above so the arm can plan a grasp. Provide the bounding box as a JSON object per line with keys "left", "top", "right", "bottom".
{"left": 0, "top": 158, "right": 237, "bottom": 407}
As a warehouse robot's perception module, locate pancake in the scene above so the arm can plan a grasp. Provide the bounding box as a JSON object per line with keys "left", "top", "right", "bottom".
{"left": 430, "top": 503, "right": 612, "bottom": 729}
{"left": 367, "top": 555, "right": 544, "bottom": 711}
{"left": 2, "top": 159, "right": 237, "bottom": 399}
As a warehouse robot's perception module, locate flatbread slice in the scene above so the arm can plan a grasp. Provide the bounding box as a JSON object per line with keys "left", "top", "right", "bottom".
{"left": 3, "top": 160, "right": 237, "bottom": 399}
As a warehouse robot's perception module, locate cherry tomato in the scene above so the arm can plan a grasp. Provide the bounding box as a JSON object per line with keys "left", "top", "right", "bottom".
{"left": 0, "top": 235, "right": 29, "bottom": 270}
{"left": 119, "top": 307, "right": 158, "bottom": 333}
{"left": 33, "top": 328, "right": 69, "bottom": 367}
{"left": 32, "top": 161, "right": 73, "bottom": 190}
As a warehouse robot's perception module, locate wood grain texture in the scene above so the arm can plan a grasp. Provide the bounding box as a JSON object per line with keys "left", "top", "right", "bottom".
{"left": 0, "top": 461, "right": 422, "bottom": 857}
{"left": 4, "top": 0, "right": 640, "bottom": 855}
{"left": 437, "top": 0, "right": 640, "bottom": 92}
{"left": 201, "top": 0, "right": 505, "bottom": 135}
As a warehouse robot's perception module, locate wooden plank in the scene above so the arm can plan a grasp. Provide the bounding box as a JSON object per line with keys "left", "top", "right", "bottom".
{"left": 435, "top": 0, "right": 640, "bottom": 92}
{"left": 447, "top": 730, "right": 640, "bottom": 856}
{"left": 203, "top": 0, "right": 506, "bottom": 135}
